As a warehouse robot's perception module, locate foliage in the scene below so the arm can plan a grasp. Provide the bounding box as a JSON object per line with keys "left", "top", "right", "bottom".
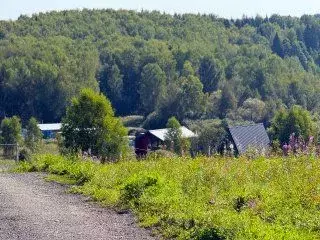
{"left": 271, "top": 33, "right": 284, "bottom": 58}
{"left": 18, "top": 147, "right": 32, "bottom": 161}
{"left": 0, "top": 116, "right": 22, "bottom": 144}
{"left": 18, "top": 153, "right": 320, "bottom": 239}
{"left": 0, "top": 36, "right": 98, "bottom": 122}
{"left": 25, "top": 117, "right": 42, "bottom": 152}
{"left": 187, "top": 119, "right": 228, "bottom": 155}
{"left": 270, "top": 105, "right": 315, "bottom": 144}
{"left": 219, "top": 84, "right": 237, "bottom": 118}
{"left": 62, "top": 88, "right": 128, "bottom": 162}
{"left": 165, "top": 117, "right": 190, "bottom": 155}
{"left": 139, "top": 63, "right": 166, "bottom": 114}
{"left": 2, "top": 11, "right": 320, "bottom": 127}
{"left": 237, "top": 98, "right": 267, "bottom": 122}
{"left": 0, "top": 116, "right": 21, "bottom": 157}
{"left": 120, "top": 115, "right": 145, "bottom": 127}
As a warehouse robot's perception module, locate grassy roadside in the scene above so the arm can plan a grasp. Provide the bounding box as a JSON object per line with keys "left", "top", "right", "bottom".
{"left": 0, "top": 158, "right": 17, "bottom": 172}
{"left": 16, "top": 154, "right": 320, "bottom": 239}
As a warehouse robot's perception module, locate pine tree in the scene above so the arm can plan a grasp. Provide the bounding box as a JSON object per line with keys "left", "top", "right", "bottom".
{"left": 304, "top": 24, "right": 319, "bottom": 50}
{"left": 272, "top": 33, "right": 284, "bottom": 58}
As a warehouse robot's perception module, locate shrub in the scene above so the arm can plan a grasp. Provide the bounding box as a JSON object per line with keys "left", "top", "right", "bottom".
{"left": 18, "top": 147, "right": 31, "bottom": 161}
{"left": 25, "top": 117, "right": 42, "bottom": 153}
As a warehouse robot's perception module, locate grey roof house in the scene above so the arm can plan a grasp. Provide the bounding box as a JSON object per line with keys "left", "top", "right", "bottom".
{"left": 228, "top": 123, "right": 270, "bottom": 155}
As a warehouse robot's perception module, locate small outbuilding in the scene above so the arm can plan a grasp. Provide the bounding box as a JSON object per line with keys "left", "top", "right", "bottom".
{"left": 135, "top": 126, "right": 197, "bottom": 156}
{"left": 38, "top": 123, "right": 62, "bottom": 139}
{"left": 228, "top": 123, "right": 270, "bottom": 155}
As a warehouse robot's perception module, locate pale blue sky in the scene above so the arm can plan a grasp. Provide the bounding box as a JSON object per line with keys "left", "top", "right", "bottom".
{"left": 1, "top": 0, "right": 320, "bottom": 20}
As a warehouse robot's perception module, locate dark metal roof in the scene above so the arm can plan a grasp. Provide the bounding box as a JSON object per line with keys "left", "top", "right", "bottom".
{"left": 229, "top": 123, "right": 270, "bottom": 154}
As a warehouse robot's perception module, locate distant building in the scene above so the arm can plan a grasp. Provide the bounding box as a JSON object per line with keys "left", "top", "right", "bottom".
{"left": 38, "top": 123, "right": 62, "bottom": 139}
{"left": 135, "top": 126, "right": 197, "bottom": 156}
{"left": 228, "top": 123, "right": 270, "bottom": 155}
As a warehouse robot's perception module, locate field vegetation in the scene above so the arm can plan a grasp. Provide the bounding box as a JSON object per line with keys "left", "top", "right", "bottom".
{"left": 17, "top": 154, "right": 320, "bottom": 239}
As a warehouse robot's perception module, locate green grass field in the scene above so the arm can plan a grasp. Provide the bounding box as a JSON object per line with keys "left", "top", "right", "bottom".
{"left": 16, "top": 154, "right": 320, "bottom": 239}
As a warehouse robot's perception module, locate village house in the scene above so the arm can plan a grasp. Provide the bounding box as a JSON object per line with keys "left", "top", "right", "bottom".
{"left": 134, "top": 126, "right": 197, "bottom": 156}
{"left": 228, "top": 123, "right": 270, "bottom": 156}
{"left": 38, "top": 123, "right": 62, "bottom": 139}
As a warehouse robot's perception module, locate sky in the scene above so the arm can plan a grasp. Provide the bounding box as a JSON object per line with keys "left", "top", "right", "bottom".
{"left": 1, "top": 0, "right": 320, "bottom": 20}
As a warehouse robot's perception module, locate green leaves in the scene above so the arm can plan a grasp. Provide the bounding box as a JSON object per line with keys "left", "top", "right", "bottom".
{"left": 139, "top": 63, "right": 166, "bottom": 114}
{"left": 62, "top": 88, "right": 128, "bottom": 162}
{"left": 25, "top": 117, "right": 42, "bottom": 152}
{"left": 0, "top": 116, "right": 22, "bottom": 144}
{"left": 270, "top": 105, "right": 315, "bottom": 144}
{"left": 0, "top": 116, "right": 22, "bottom": 157}
{"left": 2, "top": 10, "right": 320, "bottom": 127}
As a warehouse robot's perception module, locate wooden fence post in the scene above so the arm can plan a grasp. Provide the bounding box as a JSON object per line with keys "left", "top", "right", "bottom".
{"left": 16, "top": 144, "right": 19, "bottom": 162}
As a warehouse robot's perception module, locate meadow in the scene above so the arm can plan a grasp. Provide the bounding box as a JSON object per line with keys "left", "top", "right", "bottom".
{"left": 17, "top": 154, "right": 320, "bottom": 239}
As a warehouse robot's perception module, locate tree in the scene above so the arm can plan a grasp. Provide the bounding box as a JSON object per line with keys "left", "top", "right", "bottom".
{"left": 99, "top": 63, "right": 123, "bottom": 108}
{"left": 139, "top": 63, "right": 166, "bottom": 114}
{"left": 25, "top": 117, "right": 42, "bottom": 152}
{"left": 0, "top": 116, "right": 22, "bottom": 156}
{"left": 164, "top": 117, "right": 189, "bottom": 155}
{"left": 191, "top": 119, "right": 227, "bottom": 156}
{"left": 219, "top": 84, "right": 237, "bottom": 118}
{"left": 3, "top": 10, "right": 320, "bottom": 130}
{"left": 178, "top": 75, "right": 206, "bottom": 119}
{"left": 181, "top": 60, "right": 195, "bottom": 77}
{"left": 238, "top": 98, "right": 266, "bottom": 122}
{"left": 270, "top": 105, "right": 315, "bottom": 144}
{"left": 272, "top": 33, "right": 284, "bottom": 58}
{"left": 304, "top": 24, "right": 319, "bottom": 50}
{"left": 282, "top": 38, "right": 292, "bottom": 57}
{"left": 199, "top": 56, "right": 223, "bottom": 93}
{"left": 62, "top": 88, "right": 128, "bottom": 162}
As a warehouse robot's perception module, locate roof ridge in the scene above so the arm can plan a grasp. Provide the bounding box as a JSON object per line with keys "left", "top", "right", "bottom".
{"left": 228, "top": 123, "right": 263, "bottom": 128}
{"left": 149, "top": 126, "right": 188, "bottom": 131}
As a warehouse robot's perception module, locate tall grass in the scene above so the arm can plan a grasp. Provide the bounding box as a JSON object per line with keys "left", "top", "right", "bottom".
{"left": 17, "top": 154, "right": 320, "bottom": 239}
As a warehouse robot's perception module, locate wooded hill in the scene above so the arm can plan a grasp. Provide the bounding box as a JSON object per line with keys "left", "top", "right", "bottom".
{"left": 1, "top": 9, "right": 320, "bottom": 127}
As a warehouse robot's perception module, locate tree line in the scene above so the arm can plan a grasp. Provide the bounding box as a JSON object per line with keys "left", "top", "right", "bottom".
{"left": 0, "top": 89, "right": 317, "bottom": 160}
{"left": 1, "top": 10, "right": 320, "bottom": 132}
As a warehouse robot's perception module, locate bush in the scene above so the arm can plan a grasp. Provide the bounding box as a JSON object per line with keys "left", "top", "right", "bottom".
{"left": 18, "top": 147, "right": 31, "bottom": 161}
{"left": 121, "top": 115, "right": 145, "bottom": 127}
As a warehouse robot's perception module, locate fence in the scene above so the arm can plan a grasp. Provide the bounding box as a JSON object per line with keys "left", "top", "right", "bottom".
{"left": 0, "top": 144, "right": 19, "bottom": 161}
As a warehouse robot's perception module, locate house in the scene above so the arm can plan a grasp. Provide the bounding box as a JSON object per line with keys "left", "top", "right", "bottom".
{"left": 228, "top": 123, "right": 270, "bottom": 155}
{"left": 135, "top": 126, "right": 197, "bottom": 156}
{"left": 38, "top": 123, "right": 62, "bottom": 139}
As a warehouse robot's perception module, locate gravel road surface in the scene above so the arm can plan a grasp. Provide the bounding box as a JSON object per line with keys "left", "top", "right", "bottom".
{"left": 0, "top": 171, "right": 155, "bottom": 240}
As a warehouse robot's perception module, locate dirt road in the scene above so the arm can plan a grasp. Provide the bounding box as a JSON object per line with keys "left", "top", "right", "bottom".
{"left": 0, "top": 171, "right": 155, "bottom": 240}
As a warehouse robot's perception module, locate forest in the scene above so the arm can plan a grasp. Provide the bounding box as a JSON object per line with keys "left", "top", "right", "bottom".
{"left": 1, "top": 9, "right": 320, "bottom": 129}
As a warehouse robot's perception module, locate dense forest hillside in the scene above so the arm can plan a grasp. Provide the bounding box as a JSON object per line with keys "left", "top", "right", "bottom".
{"left": 1, "top": 9, "right": 320, "bottom": 126}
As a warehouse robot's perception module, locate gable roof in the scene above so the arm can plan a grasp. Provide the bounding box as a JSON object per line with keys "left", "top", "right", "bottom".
{"left": 148, "top": 126, "right": 197, "bottom": 141}
{"left": 38, "top": 123, "right": 62, "bottom": 131}
{"left": 229, "top": 123, "right": 270, "bottom": 154}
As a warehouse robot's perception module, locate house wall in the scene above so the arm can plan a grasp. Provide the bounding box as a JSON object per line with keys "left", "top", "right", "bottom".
{"left": 135, "top": 134, "right": 149, "bottom": 157}
{"left": 42, "top": 130, "right": 58, "bottom": 139}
